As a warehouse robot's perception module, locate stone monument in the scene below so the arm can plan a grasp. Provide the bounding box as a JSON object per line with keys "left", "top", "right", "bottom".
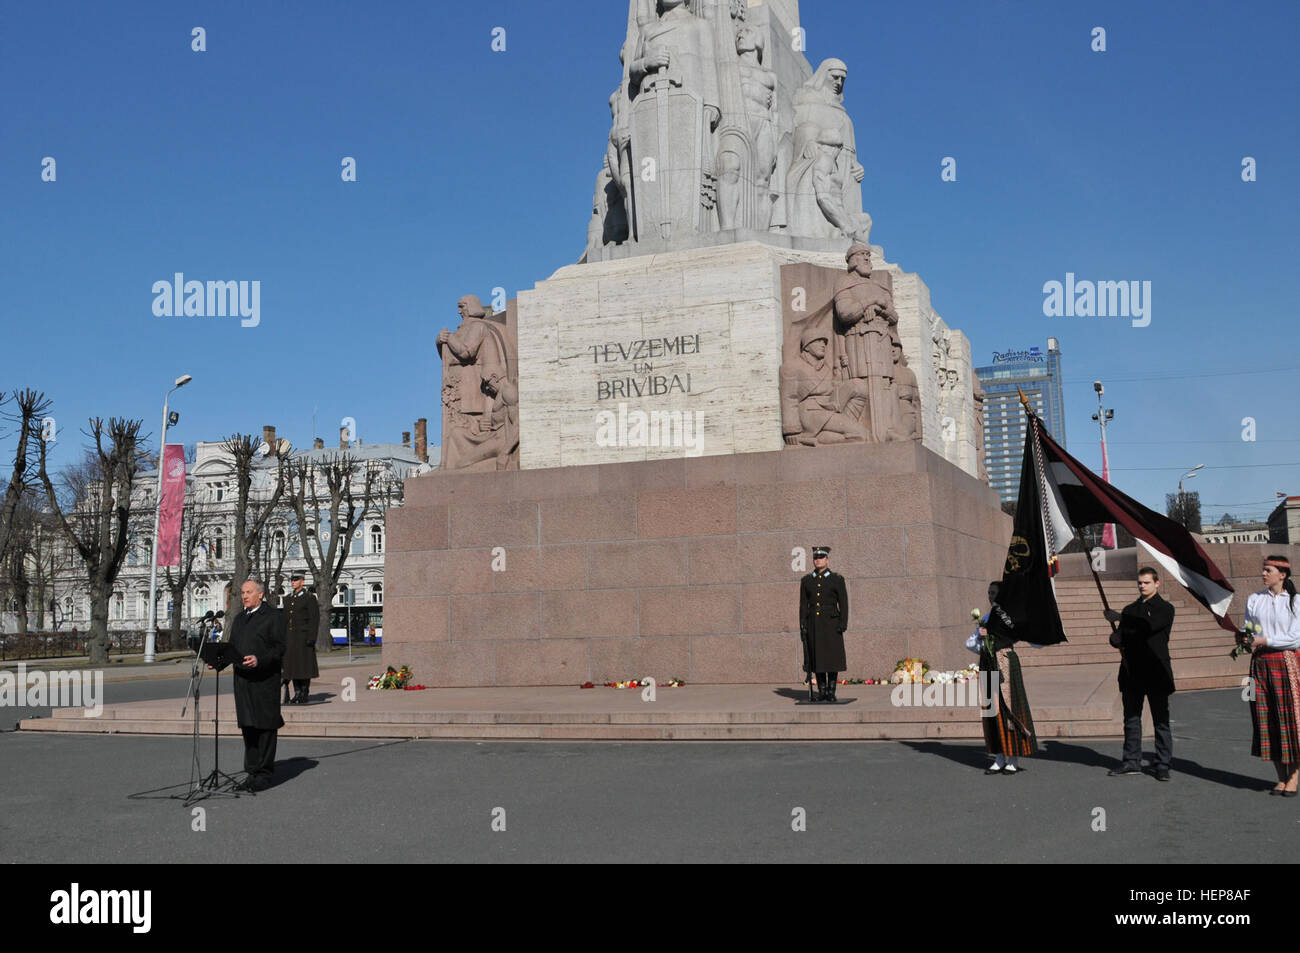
{"left": 385, "top": 0, "right": 1007, "bottom": 687}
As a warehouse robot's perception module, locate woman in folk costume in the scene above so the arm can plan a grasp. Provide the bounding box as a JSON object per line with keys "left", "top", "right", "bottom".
{"left": 968, "top": 581, "right": 1037, "bottom": 775}
{"left": 1243, "top": 556, "right": 1300, "bottom": 796}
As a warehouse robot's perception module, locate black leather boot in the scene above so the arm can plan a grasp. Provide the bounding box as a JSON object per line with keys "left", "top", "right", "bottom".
{"left": 296, "top": 681, "right": 309, "bottom": 705}
{"left": 808, "top": 677, "right": 819, "bottom": 703}
{"left": 825, "top": 673, "right": 838, "bottom": 704}
{"left": 282, "top": 681, "right": 291, "bottom": 704}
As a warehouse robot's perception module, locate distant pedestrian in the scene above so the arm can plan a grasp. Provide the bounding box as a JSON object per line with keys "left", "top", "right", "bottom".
{"left": 1104, "top": 567, "right": 1176, "bottom": 781}
{"left": 367, "top": 623, "right": 377, "bottom": 646}
{"left": 1244, "top": 556, "right": 1300, "bottom": 796}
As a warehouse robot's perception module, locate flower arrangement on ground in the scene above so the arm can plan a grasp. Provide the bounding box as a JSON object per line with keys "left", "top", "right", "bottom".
{"left": 368, "top": 665, "right": 413, "bottom": 690}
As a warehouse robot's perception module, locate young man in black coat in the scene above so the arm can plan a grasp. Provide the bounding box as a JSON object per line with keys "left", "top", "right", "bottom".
{"left": 799, "top": 546, "right": 848, "bottom": 703}
{"left": 224, "top": 578, "right": 286, "bottom": 791}
{"left": 1104, "top": 566, "right": 1176, "bottom": 781}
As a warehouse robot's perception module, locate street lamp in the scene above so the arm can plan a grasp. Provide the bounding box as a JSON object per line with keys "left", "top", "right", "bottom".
{"left": 1091, "top": 382, "right": 1116, "bottom": 547}
{"left": 144, "top": 374, "right": 192, "bottom": 662}
{"left": 1179, "top": 464, "right": 1204, "bottom": 495}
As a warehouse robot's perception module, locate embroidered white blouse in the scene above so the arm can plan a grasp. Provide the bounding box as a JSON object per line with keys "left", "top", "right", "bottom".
{"left": 1246, "top": 589, "right": 1300, "bottom": 651}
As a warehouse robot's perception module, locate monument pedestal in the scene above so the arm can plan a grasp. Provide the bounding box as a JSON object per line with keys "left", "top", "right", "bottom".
{"left": 516, "top": 241, "right": 978, "bottom": 476}
{"left": 384, "top": 440, "right": 1009, "bottom": 686}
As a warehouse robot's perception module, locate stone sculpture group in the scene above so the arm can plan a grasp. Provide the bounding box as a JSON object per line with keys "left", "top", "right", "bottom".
{"left": 586, "top": 0, "right": 872, "bottom": 260}
{"left": 780, "top": 244, "right": 922, "bottom": 447}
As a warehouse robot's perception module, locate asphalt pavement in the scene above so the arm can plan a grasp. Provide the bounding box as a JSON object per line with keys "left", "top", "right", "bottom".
{"left": 0, "top": 685, "right": 1291, "bottom": 863}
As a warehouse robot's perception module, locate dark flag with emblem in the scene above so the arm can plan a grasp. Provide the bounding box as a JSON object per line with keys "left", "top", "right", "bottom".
{"left": 992, "top": 393, "right": 1237, "bottom": 647}
{"left": 988, "top": 414, "right": 1069, "bottom": 647}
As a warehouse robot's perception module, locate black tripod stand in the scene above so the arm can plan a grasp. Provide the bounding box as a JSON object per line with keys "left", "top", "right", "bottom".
{"left": 173, "top": 611, "right": 241, "bottom": 804}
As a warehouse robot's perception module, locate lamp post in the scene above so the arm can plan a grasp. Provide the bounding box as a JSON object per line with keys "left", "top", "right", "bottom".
{"left": 1091, "top": 381, "right": 1116, "bottom": 547}
{"left": 144, "top": 374, "right": 192, "bottom": 662}
{"left": 1175, "top": 464, "right": 1204, "bottom": 533}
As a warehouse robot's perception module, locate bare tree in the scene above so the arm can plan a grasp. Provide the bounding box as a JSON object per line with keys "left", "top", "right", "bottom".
{"left": 217, "top": 434, "right": 289, "bottom": 618}
{"left": 287, "top": 454, "right": 397, "bottom": 650}
{"left": 29, "top": 504, "right": 72, "bottom": 630}
{"left": 1, "top": 498, "right": 42, "bottom": 632}
{"left": 1166, "top": 491, "right": 1202, "bottom": 535}
{"left": 256, "top": 517, "right": 291, "bottom": 609}
{"left": 0, "top": 389, "right": 51, "bottom": 562}
{"left": 38, "top": 418, "right": 144, "bottom": 664}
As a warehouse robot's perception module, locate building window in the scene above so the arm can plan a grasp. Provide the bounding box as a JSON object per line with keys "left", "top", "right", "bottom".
{"left": 195, "top": 585, "right": 211, "bottom": 617}
{"left": 213, "top": 482, "right": 227, "bottom": 503}
{"left": 370, "top": 524, "right": 384, "bottom": 554}
{"left": 112, "top": 592, "right": 125, "bottom": 621}
{"left": 335, "top": 584, "right": 349, "bottom": 606}
{"left": 370, "top": 582, "right": 383, "bottom": 605}
{"left": 212, "top": 527, "right": 224, "bottom": 561}
{"left": 273, "top": 529, "right": 286, "bottom": 562}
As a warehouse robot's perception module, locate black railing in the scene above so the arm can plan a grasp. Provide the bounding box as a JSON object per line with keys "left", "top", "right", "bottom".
{"left": 0, "top": 629, "right": 188, "bottom": 661}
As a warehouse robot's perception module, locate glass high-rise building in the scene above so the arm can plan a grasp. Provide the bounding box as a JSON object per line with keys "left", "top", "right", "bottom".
{"left": 976, "top": 337, "right": 1066, "bottom": 505}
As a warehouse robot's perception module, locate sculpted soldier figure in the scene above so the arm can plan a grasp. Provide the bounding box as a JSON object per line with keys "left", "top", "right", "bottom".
{"left": 437, "top": 294, "right": 519, "bottom": 470}
{"left": 973, "top": 377, "right": 988, "bottom": 479}
{"left": 718, "top": 23, "right": 779, "bottom": 230}
{"left": 799, "top": 546, "right": 848, "bottom": 703}
{"left": 891, "top": 336, "right": 922, "bottom": 440}
{"left": 780, "top": 325, "right": 869, "bottom": 445}
{"left": 628, "top": 0, "right": 722, "bottom": 241}
{"left": 834, "top": 244, "right": 900, "bottom": 439}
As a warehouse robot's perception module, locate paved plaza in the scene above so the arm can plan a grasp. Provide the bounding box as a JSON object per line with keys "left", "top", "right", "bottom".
{"left": 0, "top": 683, "right": 1291, "bottom": 864}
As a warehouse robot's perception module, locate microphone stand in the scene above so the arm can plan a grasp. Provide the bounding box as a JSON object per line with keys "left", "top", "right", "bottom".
{"left": 199, "top": 610, "right": 241, "bottom": 796}
{"left": 174, "top": 613, "right": 211, "bottom": 804}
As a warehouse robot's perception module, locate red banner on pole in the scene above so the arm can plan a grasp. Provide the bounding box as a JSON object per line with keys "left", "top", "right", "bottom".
{"left": 1100, "top": 440, "right": 1116, "bottom": 548}
{"left": 157, "top": 444, "right": 186, "bottom": 567}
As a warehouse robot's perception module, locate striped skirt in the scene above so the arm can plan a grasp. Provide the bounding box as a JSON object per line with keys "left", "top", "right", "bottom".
{"left": 980, "top": 646, "right": 1037, "bottom": 757}
{"left": 1250, "top": 650, "right": 1300, "bottom": 765}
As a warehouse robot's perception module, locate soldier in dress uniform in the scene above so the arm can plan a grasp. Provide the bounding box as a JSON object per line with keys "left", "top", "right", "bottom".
{"left": 799, "top": 546, "right": 849, "bottom": 703}
{"left": 281, "top": 572, "right": 319, "bottom": 705}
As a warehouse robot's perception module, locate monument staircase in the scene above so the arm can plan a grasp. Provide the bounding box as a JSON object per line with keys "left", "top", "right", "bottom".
{"left": 1020, "top": 577, "right": 1248, "bottom": 692}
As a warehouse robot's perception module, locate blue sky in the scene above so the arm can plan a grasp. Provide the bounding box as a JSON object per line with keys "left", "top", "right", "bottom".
{"left": 2, "top": 0, "right": 1297, "bottom": 522}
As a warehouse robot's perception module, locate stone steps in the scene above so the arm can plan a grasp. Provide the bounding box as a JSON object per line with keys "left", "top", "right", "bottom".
{"left": 23, "top": 685, "right": 1124, "bottom": 741}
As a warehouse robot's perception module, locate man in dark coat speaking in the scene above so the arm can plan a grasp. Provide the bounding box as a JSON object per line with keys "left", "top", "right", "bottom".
{"left": 799, "top": 546, "right": 848, "bottom": 703}
{"left": 1104, "top": 566, "right": 1176, "bottom": 781}
{"left": 222, "top": 578, "right": 286, "bottom": 791}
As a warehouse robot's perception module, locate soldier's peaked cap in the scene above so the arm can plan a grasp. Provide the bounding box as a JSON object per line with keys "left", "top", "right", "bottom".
{"left": 290, "top": 572, "right": 305, "bottom": 581}
{"left": 800, "top": 324, "right": 830, "bottom": 348}
{"left": 812, "top": 546, "right": 831, "bottom": 558}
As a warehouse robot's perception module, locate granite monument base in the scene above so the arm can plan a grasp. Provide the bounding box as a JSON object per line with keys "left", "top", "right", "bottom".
{"left": 383, "top": 439, "right": 1010, "bottom": 686}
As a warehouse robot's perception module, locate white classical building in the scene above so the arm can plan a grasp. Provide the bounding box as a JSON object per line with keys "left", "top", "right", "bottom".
{"left": 1201, "top": 519, "right": 1271, "bottom": 545}
{"left": 40, "top": 424, "right": 433, "bottom": 641}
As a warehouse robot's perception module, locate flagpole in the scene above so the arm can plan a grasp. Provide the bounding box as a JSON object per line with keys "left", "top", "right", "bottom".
{"left": 1019, "top": 384, "right": 1123, "bottom": 670}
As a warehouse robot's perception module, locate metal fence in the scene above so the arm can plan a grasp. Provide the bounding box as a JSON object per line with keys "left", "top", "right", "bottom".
{"left": 0, "top": 630, "right": 188, "bottom": 661}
